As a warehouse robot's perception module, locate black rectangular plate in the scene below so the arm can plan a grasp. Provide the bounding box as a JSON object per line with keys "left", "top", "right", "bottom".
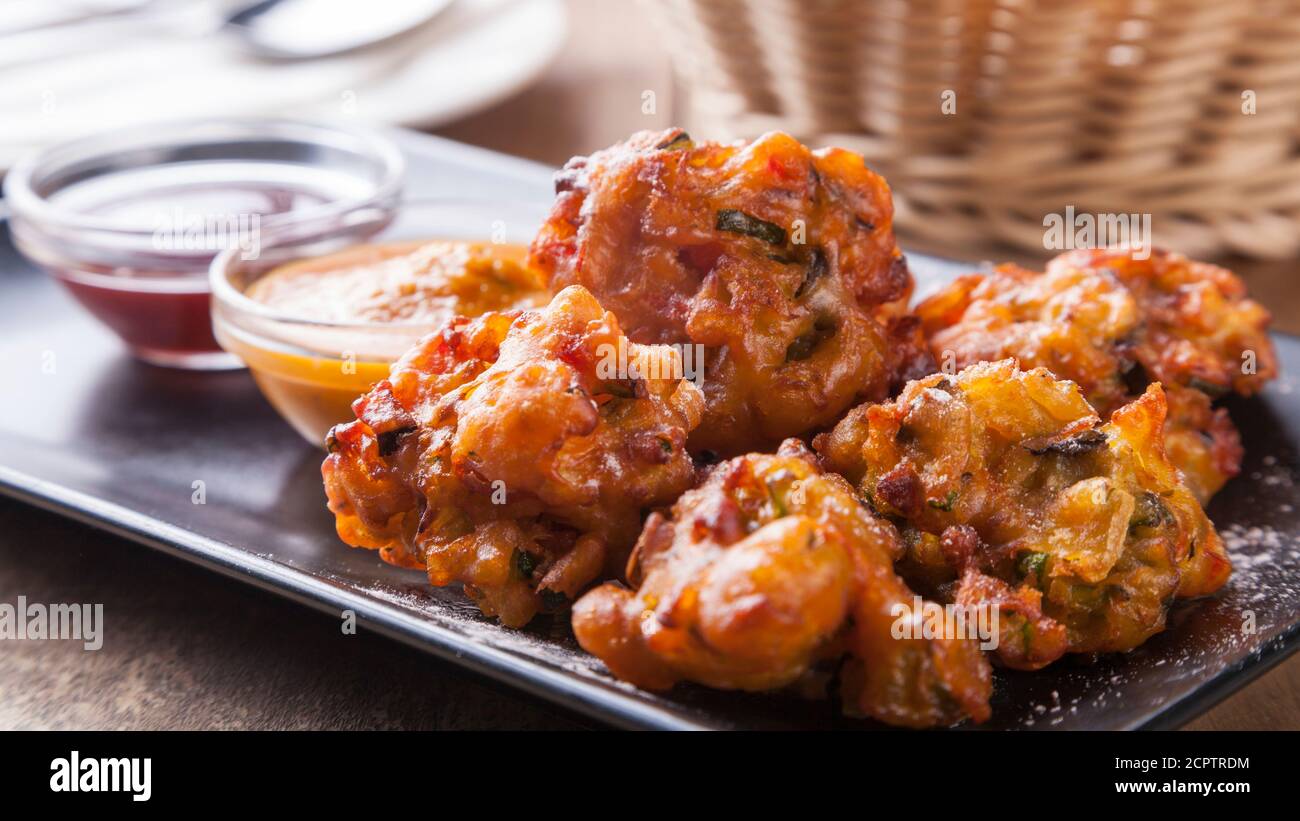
{"left": 2, "top": 129, "right": 1298, "bottom": 730}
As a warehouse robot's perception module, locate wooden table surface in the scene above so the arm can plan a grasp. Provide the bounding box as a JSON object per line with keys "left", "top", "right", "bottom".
{"left": 1, "top": 0, "right": 1295, "bottom": 730}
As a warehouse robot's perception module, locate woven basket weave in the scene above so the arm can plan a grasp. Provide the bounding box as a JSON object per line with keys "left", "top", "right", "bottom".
{"left": 649, "top": 0, "right": 1300, "bottom": 260}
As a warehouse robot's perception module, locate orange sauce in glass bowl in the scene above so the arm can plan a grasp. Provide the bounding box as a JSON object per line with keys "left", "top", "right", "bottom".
{"left": 214, "top": 239, "right": 547, "bottom": 445}
{"left": 246, "top": 240, "right": 546, "bottom": 323}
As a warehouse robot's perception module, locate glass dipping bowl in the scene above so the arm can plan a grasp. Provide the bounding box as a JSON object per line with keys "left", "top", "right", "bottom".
{"left": 210, "top": 199, "right": 551, "bottom": 446}
{"left": 4, "top": 118, "right": 404, "bottom": 369}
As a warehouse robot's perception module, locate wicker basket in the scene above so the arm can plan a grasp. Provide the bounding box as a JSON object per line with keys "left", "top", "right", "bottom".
{"left": 649, "top": 0, "right": 1300, "bottom": 261}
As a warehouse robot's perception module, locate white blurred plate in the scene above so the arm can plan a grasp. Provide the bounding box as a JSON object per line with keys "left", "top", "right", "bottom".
{"left": 0, "top": 0, "right": 567, "bottom": 169}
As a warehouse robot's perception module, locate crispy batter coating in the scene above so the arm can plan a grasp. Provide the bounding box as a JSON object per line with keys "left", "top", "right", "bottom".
{"left": 916, "top": 248, "right": 1274, "bottom": 501}
{"left": 322, "top": 286, "right": 704, "bottom": 626}
{"left": 917, "top": 261, "right": 1139, "bottom": 415}
{"left": 815, "top": 360, "right": 1230, "bottom": 668}
{"left": 1050, "top": 248, "right": 1275, "bottom": 398}
{"left": 1162, "top": 384, "right": 1244, "bottom": 506}
{"left": 531, "top": 128, "right": 931, "bottom": 456}
{"left": 572, "top": 440, "right": 992, "bottom": 727}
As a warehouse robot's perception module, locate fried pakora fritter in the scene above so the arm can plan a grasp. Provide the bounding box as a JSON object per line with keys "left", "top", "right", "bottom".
{"left": 1051, "top": 247, "right": 1276, "bottom": 398}
{"left": 915, "top": 248, "right": 1274, "bottom": 501}
{"left": 916, "top": 261, "right": 1138, "bottom": 415}
{"left": 321, "top": 286, "right": 704, "bottom": 626}
{"left": 572, "top": 440, "right": 992, "bottom": 727}
{"left": 815, "top": 360, "right": 1230, "bottom": 669}
{"left": 1162, "top": 384, "right": 1244, "bottom": 506}
{"left": 530, "top": 128, "right": 931, "bottom": 456}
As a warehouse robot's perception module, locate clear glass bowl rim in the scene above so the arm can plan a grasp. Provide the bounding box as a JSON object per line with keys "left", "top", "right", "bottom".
{"left": 2, "top": 117, "right": 406, "bottom": 240}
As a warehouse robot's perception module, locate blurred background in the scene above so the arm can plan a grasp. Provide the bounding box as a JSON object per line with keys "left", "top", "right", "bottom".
{"left": 2, "top": 0, "right": 1297, "bottom": 329}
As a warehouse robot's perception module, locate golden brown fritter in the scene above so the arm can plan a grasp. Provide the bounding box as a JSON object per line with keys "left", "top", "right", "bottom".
{"left": 321, "top": 286, "right": 704, "bottom": 626}
{"left": 572, "top": 440, "right": 992, "bottom": 728}
{"left": 815, "top": 360, "right": 1230, "bottom": 669}
{"left": 1162, "top": 385, "right": 1243, "bottom": 506}
{"left": 917, "top": 261, "right": 1140, "bottom": 416}
{"left": 1050, "top": 247, "right": 1275, "bottom": 398}
{"left": 915, "top": 248, "right": 1274, "bottom": 501}
{"left": 530, "top": 128, "right": 931, "bottom": 456}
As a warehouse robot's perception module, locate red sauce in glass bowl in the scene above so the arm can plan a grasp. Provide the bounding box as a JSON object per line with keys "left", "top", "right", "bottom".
{"left": 4, "top": 119, "right": 404, "bottom": 370}
{"left": 56, "top": 273, "right": 221, "bottom": 367}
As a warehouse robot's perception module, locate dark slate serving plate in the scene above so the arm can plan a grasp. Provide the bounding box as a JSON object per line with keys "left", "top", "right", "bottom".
{"left": 1, "top": 129, "right": 1297, "bottom": 730}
